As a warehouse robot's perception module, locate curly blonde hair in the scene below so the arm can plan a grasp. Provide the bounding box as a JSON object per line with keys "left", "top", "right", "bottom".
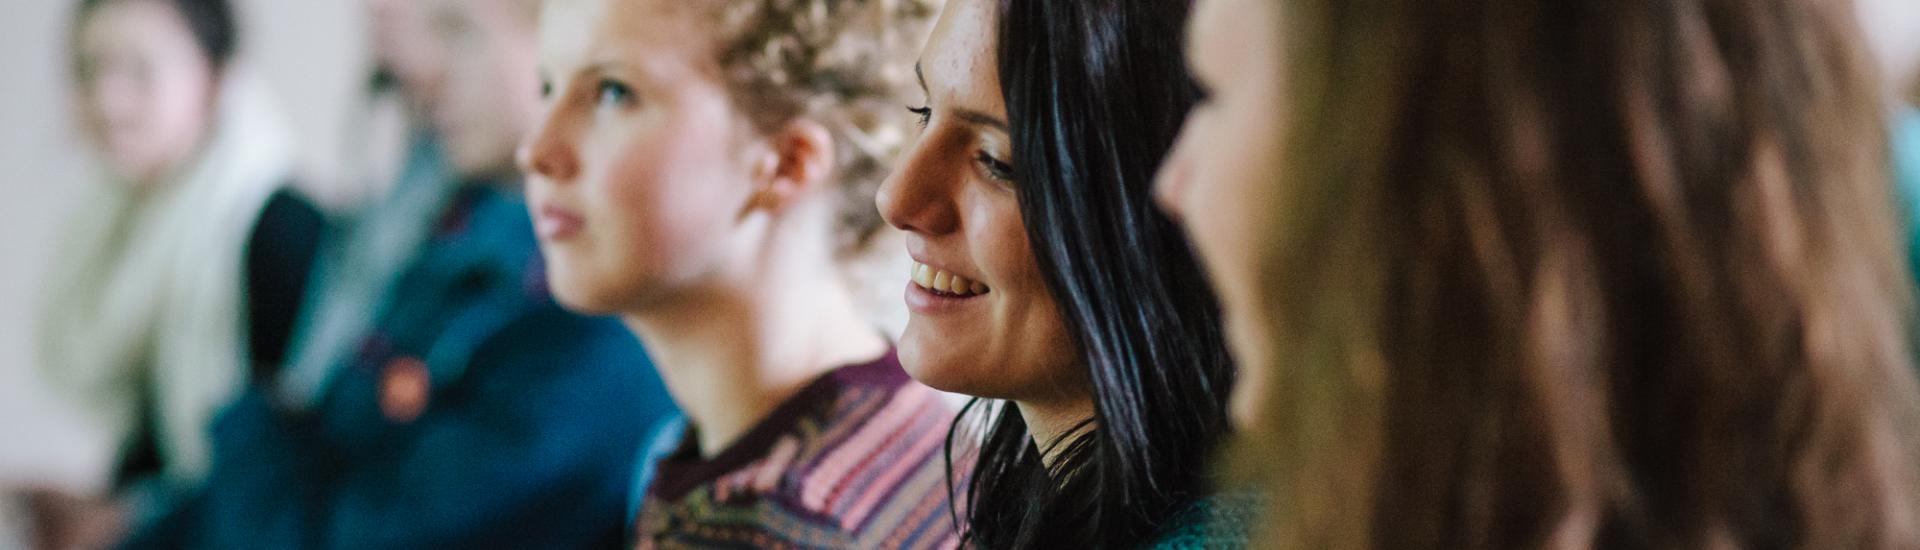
{"left": 698, "top": 0, "right": 940, "bottom": 254}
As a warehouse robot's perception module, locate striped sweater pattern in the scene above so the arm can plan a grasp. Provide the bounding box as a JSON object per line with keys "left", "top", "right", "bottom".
{"left": 634, "top": 353, "right": 965, "bottom": 549}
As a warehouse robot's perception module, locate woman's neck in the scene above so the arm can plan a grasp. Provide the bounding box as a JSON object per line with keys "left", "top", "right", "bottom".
{"left": 624, "top": 257, "right": 887, "bottom": 458}
{"left": 1016, "top": 395, "right": 1098, "bottom": 469}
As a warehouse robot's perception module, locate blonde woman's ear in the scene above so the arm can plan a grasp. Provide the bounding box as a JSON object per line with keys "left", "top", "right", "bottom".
{"left": 750, "top": 119, "right": 837, "bottom": 212}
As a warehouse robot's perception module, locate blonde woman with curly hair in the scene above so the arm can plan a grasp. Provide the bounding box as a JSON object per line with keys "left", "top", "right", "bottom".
{"left": 517, "top": 0, "right": 954, "bottom": 547}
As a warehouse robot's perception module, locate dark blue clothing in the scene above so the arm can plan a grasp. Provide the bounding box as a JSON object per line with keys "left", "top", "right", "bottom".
{"left": 128, "top": 183, "right": 675, "bottom": 549}
{"left": 244, "top": 188, "right": 326, "bottom": 372}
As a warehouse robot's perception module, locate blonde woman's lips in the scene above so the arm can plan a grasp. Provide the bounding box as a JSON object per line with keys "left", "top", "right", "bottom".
{"left": 535, "top": 204, "right": 584, "bottom": 240}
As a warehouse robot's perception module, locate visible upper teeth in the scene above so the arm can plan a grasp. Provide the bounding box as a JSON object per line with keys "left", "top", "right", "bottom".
{"left": 912, "top": 262, "right": 989, "bottom": 296}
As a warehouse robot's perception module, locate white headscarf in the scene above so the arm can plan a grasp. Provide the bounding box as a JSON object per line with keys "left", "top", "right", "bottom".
{"left": 38, "top": 73, "right": 294, "bottom": 491}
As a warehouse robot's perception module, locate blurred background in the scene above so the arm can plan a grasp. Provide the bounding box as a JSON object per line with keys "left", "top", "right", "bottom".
{"left": 0, "top": 1, "right": 367, "bottom": 545}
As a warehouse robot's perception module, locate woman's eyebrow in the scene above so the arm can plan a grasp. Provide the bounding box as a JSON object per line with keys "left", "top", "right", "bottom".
{"left": 578, "top": 61, "right": 617, "bottom": 78}
{"left": 915, "top": 62, "right": 1008, "bottom": 131}
{"left": 954, "top": 110, "right": 1007, "bottom": 131}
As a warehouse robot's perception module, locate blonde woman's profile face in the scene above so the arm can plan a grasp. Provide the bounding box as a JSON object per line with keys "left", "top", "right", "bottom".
{"left": 1155, "top": 0, "right": 1286, "bottom": 425}
{"left": 518, "top": 0, "right": 765, "bottom": 314}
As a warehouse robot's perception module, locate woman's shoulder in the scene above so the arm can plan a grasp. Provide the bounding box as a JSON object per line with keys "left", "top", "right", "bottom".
{"left": 1143, "top": 491, "right": 1266, "bottom": 550}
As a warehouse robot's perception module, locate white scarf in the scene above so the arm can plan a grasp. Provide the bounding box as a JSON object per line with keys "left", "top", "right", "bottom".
{"left": 37, "top": 74, "right": 294, "bottom": 491}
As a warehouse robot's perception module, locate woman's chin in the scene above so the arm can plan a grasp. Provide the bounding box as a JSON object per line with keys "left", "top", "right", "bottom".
{"left": 896, "top": 330, "right": 949, "bottom": 385}
{"left": 545, "top": 271, "right": 624, "bottom": 316}
{"left": 896, "top": 327, "right": 999, "bottom": 398}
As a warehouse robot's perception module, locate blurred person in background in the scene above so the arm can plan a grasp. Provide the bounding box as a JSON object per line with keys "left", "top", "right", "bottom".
{"left": 23, "top": 0, "right": 322, "bottom": 546}
{"left": 1157, "top": 0, "right": 1920, "bottom": 547}
{"left": 119, "top": 0, "right": 675, "bottom": 546}
{"left": 330, "top": 0, "right": 449, "bottom": 209}
{"left": 519, "top": 0, "right": 955, "bottom": 546}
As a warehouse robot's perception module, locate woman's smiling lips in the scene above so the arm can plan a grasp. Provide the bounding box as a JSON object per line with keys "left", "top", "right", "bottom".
{"left": 904, "top": 259, "right": 991, "bottom": 314}
{"left": 535, "top": 203, "right": 585, "bottom": 240}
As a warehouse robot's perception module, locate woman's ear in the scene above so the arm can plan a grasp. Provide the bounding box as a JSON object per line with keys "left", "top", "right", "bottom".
{"left": 745, "top": 119, "right": 836, "bottom": 213}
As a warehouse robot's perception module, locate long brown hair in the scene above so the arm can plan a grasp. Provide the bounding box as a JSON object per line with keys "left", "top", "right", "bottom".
{"left": 1240, "top": 0, "right": 1920, "bottom": 547}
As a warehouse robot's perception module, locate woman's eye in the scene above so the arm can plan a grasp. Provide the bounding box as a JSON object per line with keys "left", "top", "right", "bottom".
{"left": 539, "top": 80, "right": 553, "bottom": 100}
{"left": 596, "top": 79, "right": 635, "bottom": 108}
{"left": 907, "top": 105, "right": 932, "bottom": 129}
{"left": 975, "top": 151, "right": 1016, "bottom": 182}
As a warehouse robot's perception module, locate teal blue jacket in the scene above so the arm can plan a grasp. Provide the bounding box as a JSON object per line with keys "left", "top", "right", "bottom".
{"left": 1143, "top": 493, "right": 1263, "bottom": 549}
{"left": 1896, "top": 108, "right": 1920, "bottom": 277}
{"left": 126, "top": 140, "right": 676, "bottom": 549}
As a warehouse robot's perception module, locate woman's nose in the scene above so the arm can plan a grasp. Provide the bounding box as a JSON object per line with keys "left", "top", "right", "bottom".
{"left": 1154, "top": 139, "right": 1195, "bottom": 223}
{"left": 875, "top": 140, "right": 961, "bottom": 236}
{"left": 517, "top": 108, "right": 577, "bottom": 183}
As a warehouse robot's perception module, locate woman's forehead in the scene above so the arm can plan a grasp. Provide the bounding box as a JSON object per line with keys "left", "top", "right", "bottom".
{"left": 919, "top": 0, "right": 1000, "bottom": 105}
{"left": 538, "top": 0, "right": 718, "bottom": 78}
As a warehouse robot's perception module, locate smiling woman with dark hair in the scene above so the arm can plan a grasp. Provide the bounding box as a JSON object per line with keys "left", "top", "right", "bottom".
{"left": 877, "top": 0, "right": 1240, "bottom": 547}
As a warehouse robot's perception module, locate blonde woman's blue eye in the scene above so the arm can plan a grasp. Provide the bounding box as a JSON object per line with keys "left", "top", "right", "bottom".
{"left": 597, "top": 80, "right": 635, "bottom": 107}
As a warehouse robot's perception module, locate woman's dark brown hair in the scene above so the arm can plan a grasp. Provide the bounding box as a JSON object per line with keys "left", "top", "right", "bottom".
{"left": 72, "top": 0, "right": 238, "bottom": 74}
{"left": 1241, "top": 0, "right": 1920, "bottom": 547}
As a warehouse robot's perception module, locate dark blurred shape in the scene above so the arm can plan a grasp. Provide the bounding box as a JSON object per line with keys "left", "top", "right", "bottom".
{"left": 246, "top": 191, "right": 327, "bottom": 374}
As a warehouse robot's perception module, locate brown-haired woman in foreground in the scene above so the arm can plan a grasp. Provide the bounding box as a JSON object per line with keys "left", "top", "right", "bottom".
{"left": 1156, "top": 0, "right": 1920, "bottom": 547}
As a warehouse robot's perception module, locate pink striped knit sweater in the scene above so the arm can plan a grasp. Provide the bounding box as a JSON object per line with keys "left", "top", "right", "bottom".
{"left": 633, "top": 352, "right": 966, "bottom": 549}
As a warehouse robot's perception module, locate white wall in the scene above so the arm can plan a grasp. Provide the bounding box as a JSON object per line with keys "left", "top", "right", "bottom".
{"left": 0, "top": 0, "right": 368, "bottom": 542}
{"left": 1859, "top": 0, "right": 1920, "bottom": 98}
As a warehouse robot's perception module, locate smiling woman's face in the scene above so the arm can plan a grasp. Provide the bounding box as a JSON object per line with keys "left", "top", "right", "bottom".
{"left": 876, "top": 0, "right": 1080, "bottom": 403}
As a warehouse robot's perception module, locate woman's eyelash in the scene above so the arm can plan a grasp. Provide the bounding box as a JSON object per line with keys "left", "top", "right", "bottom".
{"left": 907, "top": 105, "right": 932, "bottom": 129}
{"left": 899, "top": 104, "right": 1012, "bottom": 181}
{"left": 975, "top": 151, "right": 1015, "bottom": 182}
